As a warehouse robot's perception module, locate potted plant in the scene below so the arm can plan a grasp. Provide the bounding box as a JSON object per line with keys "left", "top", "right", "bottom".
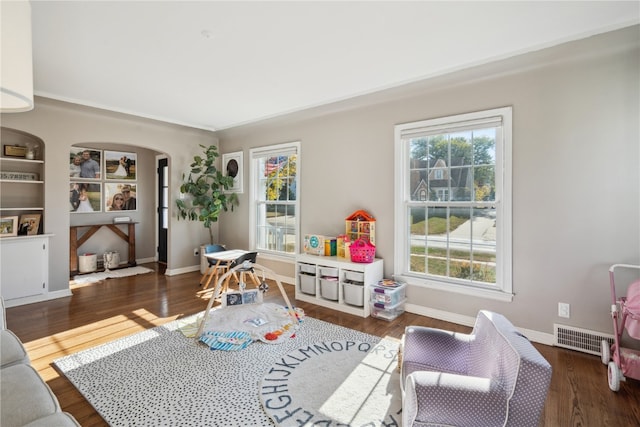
{"left": 176, "top": 144, "right": 239, "bottom": 245}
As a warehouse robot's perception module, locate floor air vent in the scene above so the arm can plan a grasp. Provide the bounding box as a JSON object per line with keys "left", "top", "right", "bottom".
{"left": 554, "top": 324, "right": 614, "bottom": 356}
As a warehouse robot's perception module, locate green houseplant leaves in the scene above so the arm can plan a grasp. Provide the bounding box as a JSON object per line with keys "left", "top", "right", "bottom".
{"left": 176, "top": 144, "right": 239, "bottom": 243}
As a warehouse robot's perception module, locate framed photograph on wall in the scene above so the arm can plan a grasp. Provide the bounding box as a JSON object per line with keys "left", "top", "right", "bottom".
{"left": 70, "top": 147, "right": 102, "bottom": 180}
{"left": 70, "top": 182, "right": 102, "bottom": 213}
{"left": 17, "top": 213, "right": 41, "bottom": 236}
{"left": 0, "top": 216, "right": 18, "bottom": 237}
{"left": 104, "top": 182, "right": 137, "bottom": 211}
{"left": 222, "top": 151, "right": 243, "bottom": 193}
{"left": 105, "top": 150, "right": 137, "bottom": 181}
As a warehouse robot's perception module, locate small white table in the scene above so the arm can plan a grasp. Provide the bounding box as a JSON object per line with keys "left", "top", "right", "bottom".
{"left": 201, "top": 249, "right": 248, "bottom": 291}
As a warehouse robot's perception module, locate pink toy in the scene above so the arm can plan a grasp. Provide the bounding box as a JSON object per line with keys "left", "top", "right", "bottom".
{"left": 602, "top": 264, "right": 640, "bottom": 391}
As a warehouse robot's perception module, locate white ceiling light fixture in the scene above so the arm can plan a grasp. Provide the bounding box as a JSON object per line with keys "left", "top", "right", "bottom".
{"left": 1, "top": 0, "right": 34, "bottom": 113}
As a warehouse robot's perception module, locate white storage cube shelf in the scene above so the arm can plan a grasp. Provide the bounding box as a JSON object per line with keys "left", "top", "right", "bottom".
{"left": 295, "top": 254, "right": 383, "bottom": 317}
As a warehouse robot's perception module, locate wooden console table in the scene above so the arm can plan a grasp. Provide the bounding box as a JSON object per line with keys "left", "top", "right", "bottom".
{"left": 70, "top": 222, "right": 137, "bottom": 275}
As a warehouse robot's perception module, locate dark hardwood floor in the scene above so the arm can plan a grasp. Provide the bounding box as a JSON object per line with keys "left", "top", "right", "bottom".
{"left": 5, "top": 263, "right": 639, "bottom": 426}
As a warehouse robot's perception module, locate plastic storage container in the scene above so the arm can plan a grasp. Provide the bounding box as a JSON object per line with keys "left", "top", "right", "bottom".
{"left": 299, "top": 274, "right": 316, "bottom": 295}
{"left": 343, "top": 282, "right": 364, "bottom": 306}
{"left": 319, "top": 266, "right": 339, "bottom": 277}
{"left": 320, "top": 278, "right": 339, "bottom": 301}
{"left": 344, "top": 270, "right": 364, "bottom": 282}
{"left": 370, "top": 299, "right": 406, "bottom": 321}
{"left": 299, "top": 263, "right": 316, "bottom": 275}
{"left": 370, "top": 281, "right": 407, "bottom": 306}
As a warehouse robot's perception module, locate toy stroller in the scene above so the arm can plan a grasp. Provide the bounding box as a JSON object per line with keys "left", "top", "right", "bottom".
{"left": 601, "top": 264, "right": 640, "bottom": 391}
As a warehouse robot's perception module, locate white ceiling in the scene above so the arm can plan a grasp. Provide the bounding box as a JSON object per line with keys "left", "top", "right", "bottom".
{"left": 30, "top": 1, "right": 639, "bottom": 131}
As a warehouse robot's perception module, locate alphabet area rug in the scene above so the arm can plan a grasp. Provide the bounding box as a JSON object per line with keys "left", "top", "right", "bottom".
{"left": 54, "top": 314, "right": 402, "bottom": 427}
{"left": 260, "top": 339, "right": 401, "bottom": 426}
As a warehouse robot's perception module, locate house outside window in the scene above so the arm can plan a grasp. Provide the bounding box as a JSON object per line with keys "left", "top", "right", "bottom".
{"left": 394, "top": 107, "right": 513, "bottom": 300}
{"left": 249, "top": 142, "right": 300, "bottom": 258}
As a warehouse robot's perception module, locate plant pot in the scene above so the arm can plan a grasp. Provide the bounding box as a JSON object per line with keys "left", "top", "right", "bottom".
{"left": 200, "top": 245, "right": 208, "bottom": 274}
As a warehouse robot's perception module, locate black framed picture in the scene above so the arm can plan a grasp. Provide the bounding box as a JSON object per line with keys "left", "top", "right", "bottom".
{"left": 17, "top": 213, "right": 41, "bottom": 236}
{"left": 222, "top": 151, "right": 243, "bottom": 193}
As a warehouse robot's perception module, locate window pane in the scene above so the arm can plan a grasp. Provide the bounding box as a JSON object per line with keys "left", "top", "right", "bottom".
{"left": 448, "top": 207, "right": 472, "bottom": 280}
{"left": 451, "top": 166, "right": 472, "bottom": 201}
{"left": 449, "top": 131, "right": 473, "bottom": 166}
{"left": 257, "top": 202, "right": 296, "bottom": 253}
{"left": 475, "top": 166, "right": 495, "bottom": 201}
{"left": 162, "top": 165, "right": 168, "bottom": 186}
{"left": 162, "top": 208, "right": 168, "bottom": 229}
{"left": 409, "top": 206, "right": 427, "bottom": 274}
{"left": 472, "top": 207, "right": 497, "bottom": 284}
{"left": 426, "top": 207, "right": 449, "bottom": 277}
{"left": 162, "top": 187, "right": 168, "bottom": 208}
{"left": 473, "top": 129, "right": 496, "bottom": 166}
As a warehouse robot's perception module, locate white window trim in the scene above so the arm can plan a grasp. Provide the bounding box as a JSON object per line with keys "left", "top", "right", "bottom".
{"left": 394, "top": 107, "right": 513, "bottom": 302}
{"left": 249, "top": 141, "right": 301, "bottom": 260}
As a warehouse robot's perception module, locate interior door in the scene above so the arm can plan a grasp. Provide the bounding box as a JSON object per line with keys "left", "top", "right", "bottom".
{"left": 157, "top": 157, "right": 168, "bottom": 264}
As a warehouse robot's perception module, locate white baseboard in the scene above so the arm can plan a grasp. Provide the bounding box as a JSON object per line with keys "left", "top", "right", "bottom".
{"left": 165, "top": 264, "right": 201, "bottom": 276}
{"left": 275, "top": 275, "right": 294, "bottom": 286}
{"left": 4, "top": 289, "right": 73, "bottom": 308}
{"left": 405, "top": 303, "right": 555, "bottom": 346}
{"left": 136, "top": 257, "right": 156, "bottom": 265}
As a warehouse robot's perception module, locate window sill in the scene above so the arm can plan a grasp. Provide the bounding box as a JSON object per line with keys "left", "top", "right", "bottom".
{"left": 395, "top": 274, "right": 514, "bottom": 302}
{"left": 255, "top": 251, "right": 296, "bottom": 264}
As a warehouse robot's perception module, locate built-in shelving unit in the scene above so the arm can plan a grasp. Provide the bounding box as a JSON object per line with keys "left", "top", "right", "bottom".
{"left": 0, "top": 127, "right": 46, "bottom": 218}
{"left": 1, "top": 127, "right": 50, "bottom": 307}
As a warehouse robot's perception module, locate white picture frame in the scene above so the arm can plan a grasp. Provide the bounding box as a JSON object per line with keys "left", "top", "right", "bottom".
{"left": 70, "top": 182, "right": 102, "bottom": 213}
{"left": 104, "top": 182, "right": 138, "bottom": 212}
{"left": 222, "top": 151, "right": 243, "bottom": 193}
{"left": 104, "top": 150, "right": 137, "bottom": 181}
{"left": 0, "top": 216, "right": 19, "bottom": 237}
{"left": 70, "top": 147, "right": 102, "bottom": 180}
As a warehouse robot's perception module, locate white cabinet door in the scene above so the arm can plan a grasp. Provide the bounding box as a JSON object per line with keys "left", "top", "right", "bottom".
{"left": 1, "top": 236, "right": 48, "bottom": 300}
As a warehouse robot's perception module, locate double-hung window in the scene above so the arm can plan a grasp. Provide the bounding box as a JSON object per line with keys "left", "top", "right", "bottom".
{"left": 249, "top": 142, "right": 300, "bottom": 258}
{"left": 394, "top": 107, "right": 512, "bottom": 300}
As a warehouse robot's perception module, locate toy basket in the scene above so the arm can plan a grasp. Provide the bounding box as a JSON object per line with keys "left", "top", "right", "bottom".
{"left": 349, "top": 238, "right": 375, "bottom": 263}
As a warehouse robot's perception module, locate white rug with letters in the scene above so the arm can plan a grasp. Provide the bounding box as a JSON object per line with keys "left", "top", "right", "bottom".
{"left": 260, "top": 338, "right": 401, "bottom": 426}
{"left": 54, "top": 314, "right": 402, "bottom": 426}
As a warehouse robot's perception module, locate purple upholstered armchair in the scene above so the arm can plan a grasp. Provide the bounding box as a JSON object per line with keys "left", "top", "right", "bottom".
{"left": 400, "top": 310, "right": 551, "bottom": 427}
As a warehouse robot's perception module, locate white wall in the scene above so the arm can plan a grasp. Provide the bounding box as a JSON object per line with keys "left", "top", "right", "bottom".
{"left": 215, "top": 26, "right": 640, "bottom": 336}
{"left": 0, "top": 100, "right": 218, "bottom": 293}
